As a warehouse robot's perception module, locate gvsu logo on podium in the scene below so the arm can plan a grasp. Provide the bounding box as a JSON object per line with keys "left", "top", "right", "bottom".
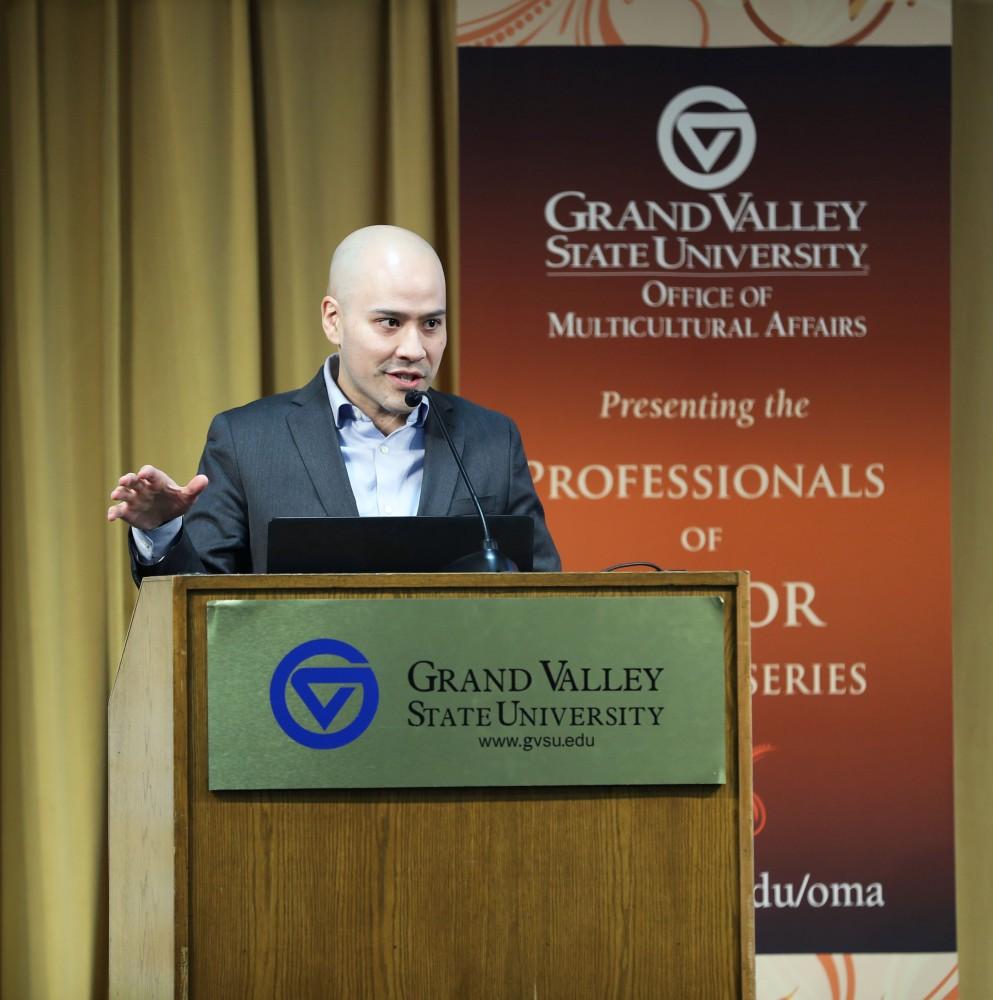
{"left": 269, "top": 638, "right": 379, "bottom": 749}
{"left": 657, "top": 85, "right": 756, "bottom": 191}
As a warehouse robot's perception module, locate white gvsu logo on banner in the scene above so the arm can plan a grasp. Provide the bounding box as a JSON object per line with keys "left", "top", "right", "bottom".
{"left": 657, "top": 85, "right": 756, "bottom": 191}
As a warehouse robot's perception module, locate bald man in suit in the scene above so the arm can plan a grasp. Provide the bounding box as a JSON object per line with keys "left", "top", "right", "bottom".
{"left": 107, "top": 226, "right": 560, "bottom": 575}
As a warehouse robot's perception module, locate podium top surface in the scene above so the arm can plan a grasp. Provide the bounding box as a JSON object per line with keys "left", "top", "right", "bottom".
{"left": 141, "top": 569, "right": 748, "bottom": 593}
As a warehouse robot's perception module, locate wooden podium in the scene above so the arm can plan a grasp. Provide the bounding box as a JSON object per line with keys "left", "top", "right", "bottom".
{"left": 109, "top": 572, "right": 754, "bottom": 999}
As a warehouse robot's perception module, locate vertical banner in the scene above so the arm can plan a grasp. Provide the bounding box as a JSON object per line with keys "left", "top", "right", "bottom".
{"left": 456, "top": 2, "right": 954, "bottom": 997}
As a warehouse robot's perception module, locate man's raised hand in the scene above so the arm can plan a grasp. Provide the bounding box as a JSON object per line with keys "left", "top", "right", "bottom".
{"left": 107, "top": 465, "right": 209, "bottom": 531}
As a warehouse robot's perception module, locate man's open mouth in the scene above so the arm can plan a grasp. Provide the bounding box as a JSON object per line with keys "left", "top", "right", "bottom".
{"left": 385, "top": 371, "right": 424, "bottom": 386}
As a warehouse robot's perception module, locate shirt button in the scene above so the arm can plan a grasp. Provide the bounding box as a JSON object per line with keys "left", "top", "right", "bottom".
{"left": 380, "top": 444, "right": 389, "bottom": 454}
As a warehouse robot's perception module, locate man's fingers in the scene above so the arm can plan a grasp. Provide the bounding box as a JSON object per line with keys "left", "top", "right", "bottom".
{"left": 107, "top": 500, "right": 132, "bottom": 522}
{"left": 119, "top": 469, "right": 158, "bottom": 490}
{"left": 184, "top": 474, "right": 209, "bottom": 499}
{"left": 111, "top": 483, "right": 152, "bottom": 504}
{"left": 116, "top": 467, "right": 174, "bottom": 497}
{"left": 118, "top": 465, "right": 169, "bottom": 490}
{"left": 130, "top": 477, "right": 155, "bottom": 497}
{"left": 136, "top": 464, "right": 174, "bottom": 489}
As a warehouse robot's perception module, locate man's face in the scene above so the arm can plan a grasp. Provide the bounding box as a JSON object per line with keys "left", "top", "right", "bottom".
{"left": 322, "top": 244, "right": 447, "bottom": 434}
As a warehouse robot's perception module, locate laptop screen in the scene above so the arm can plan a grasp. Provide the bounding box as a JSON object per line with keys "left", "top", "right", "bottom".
{"left": 266, "top": 516, "right": 534, "bottom": 573}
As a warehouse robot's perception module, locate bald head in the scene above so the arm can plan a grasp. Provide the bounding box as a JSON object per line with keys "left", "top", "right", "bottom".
{"left": 320, "top": 226, "right": 448, "bottom": 434}
{"left": 327, "top": 225, "right": 446, "bottom": 307}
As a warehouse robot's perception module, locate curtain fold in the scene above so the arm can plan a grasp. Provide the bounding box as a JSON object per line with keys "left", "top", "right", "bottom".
{"left": 2, "top": 4, "right": 118, "bottom": 996}
{"left": 951, "top": 4, "right": 993, "bottom": 997}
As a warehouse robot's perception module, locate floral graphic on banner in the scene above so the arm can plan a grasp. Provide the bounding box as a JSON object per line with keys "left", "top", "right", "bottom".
{"left": 753, "top": 742, "right": 775, "bottom": 836}
{"left": 456, "top": 0, "right": 948, "bottom": 48}
{"left": 758, "top": 953, "right": 958, "bottom": 999}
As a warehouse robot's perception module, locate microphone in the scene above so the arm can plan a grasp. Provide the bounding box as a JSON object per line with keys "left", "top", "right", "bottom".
{"left": 405, "top": 389, "right": 518, "bottom": 572}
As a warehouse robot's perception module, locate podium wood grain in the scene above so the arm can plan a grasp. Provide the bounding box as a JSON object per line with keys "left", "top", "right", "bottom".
{"left": 109, "top": 573, "right": 754, "bottom": 999}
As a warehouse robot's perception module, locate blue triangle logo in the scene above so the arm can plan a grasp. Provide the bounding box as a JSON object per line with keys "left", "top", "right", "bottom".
{"left": 290, "top": 667, "right": 357, "bottom": 731}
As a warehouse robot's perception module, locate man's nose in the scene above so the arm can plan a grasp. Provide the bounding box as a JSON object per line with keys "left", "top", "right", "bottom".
{"left": 395, "top": 324, "right": 427, "bottom": 361}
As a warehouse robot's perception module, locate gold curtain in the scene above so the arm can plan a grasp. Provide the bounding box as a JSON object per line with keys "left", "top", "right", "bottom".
{"left": 2, "top": 1, "right": 991, "bottom": 998}
{"left": 0, "top": 1, "right": 455, "bottom": 996}
{"left": 951, "top": 2, "right": 993, "bottom": 997}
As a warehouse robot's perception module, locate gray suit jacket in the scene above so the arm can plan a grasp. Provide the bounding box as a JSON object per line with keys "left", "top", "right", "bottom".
{"left": 132, "top": 367, "right": 560, "bottom": 579}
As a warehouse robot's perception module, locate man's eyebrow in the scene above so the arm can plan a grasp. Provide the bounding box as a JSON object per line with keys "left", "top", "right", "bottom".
{"left": 369, "top": 308, "right": 447, "bottom": 319}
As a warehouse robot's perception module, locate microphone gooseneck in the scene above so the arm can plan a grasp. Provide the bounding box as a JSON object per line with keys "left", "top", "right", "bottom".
{"left": 405, "top": 389, "right": 518, "bottom": 573}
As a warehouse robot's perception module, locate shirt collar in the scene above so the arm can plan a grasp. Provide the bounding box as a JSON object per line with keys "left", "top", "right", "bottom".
{"left": 323, "top": 354, "right": 429, "bottom": 430}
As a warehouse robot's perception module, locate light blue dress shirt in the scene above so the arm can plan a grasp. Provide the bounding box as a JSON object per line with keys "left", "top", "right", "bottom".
{"left": 322, "top": 356, "right": 429, "bottom": 517}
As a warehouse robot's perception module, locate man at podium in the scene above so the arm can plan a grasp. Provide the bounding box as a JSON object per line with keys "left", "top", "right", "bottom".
{"left": 106, "top": 225, "right": 560, "bottom": 575}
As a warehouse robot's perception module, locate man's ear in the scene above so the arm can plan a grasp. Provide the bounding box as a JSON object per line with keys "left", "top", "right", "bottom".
{"left": 321, "top": 296, "right": 343, "bottom": 347}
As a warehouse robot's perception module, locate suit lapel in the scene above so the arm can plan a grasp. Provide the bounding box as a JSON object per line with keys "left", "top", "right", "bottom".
{"left": 417, "top": 392, "right": 462, "bottom": 515}
{"left": 285, "top": 369, "right": 360, "bottom": 517}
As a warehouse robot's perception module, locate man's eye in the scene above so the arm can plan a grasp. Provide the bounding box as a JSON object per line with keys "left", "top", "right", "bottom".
{"left": 381, "top": 317, "right": 401, "bottom": 329}
{"left": 424, "top": 319, "right": 442, "bottom": 330}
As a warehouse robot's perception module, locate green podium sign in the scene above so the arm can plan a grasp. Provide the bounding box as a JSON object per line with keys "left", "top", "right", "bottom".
{"left": 206, "top": 595, "right": 726, "bottom": 790}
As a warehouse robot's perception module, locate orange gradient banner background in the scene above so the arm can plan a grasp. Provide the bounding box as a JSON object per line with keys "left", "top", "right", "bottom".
{"left": 458, "top": 36, "right": 953, "bottom": 971}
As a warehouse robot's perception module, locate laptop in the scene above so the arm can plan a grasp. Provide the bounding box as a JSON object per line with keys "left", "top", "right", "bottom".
{"left": 266, "top": 515, "right": 534, "bottom": 573}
